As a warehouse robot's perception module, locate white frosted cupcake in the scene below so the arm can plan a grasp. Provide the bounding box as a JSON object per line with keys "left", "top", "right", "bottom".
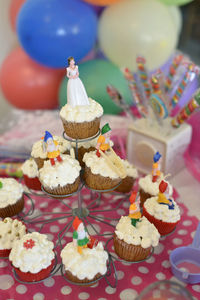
{"left": 83, "top": 150, "right": 121, "bottom": 190}
{"left": 0, "top": 178, "right": 24, "bottom": 218}
{"left": 9, "top": 232, "right": 55, "bottom": 282}
{"left": 114, "top": 216, "right": 160, "bottom": 261}
{"left": 31, "top": 135, "right": 71, "bottom": 169}
{"left": 115, "top": 160, "right": 138, "bottom": 193}
{"left": 143, "top": 196, "right": 180, "bottom": 235}
{"left": 39, "top": 154, "right": 81, "bottom": 196}
{"left": 60, "top": 98, "right": 103, "bottom": 139}
{"left": 61, "top": 241, "right": 108, "bottom": 285}
{"left": 139, "top": 174, "right": 173, "bottom": 207}
{"left": 21, "top": 158, "right": 41, "bottom": 191}
{"left": 0, "top": 218, "right": 26, "bottom": 257}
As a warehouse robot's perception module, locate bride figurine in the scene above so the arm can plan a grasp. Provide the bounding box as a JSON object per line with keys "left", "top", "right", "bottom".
{"left": 66, "top": 56, "right": 90, "bottom": 106}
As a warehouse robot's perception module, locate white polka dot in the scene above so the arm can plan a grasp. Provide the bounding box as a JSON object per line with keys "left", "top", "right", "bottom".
{"left": 0, "top": 261, "right": 8, "bottom": 268}
{"left": 50, "top": 225, "right": 59, "bottom": 233}
{"left": 52, "top": 207, "right": 61, "bottom": 212}
{"left": 146, "top": 256, "right": 155, "bottom": 264}
{"left": 105, "top": 286, "right": 116, "bottom": 294}
{"left": 65, "top": 231, "right": 72, "bottom": 237}
{"left": 110, "top": 220, "right": 118, "bottom": 226}
{"left": 131, "top": 276, "right": 142, "bottom": 285}
{"left": 191, "top": 231, "right": 195, "bottom": 239}
{"left": 123, "top": 201, "right": 129, "bottom": 208}
{"left": 192, "top": 285, "right": 200, "bottom": 292}
{"left": 43, "top": 277, "right": 55, "bottom": 287}
{"left": 44, "top": 215, "right": 53, "bottom": 220}
{"left": 172, "top": 238, "right": 183, "bottom": 245}
{"left": 138, "top": 266, "right": 149, "bottom": 274}
{"left": 116, "top": 270, "right": 124, "bottom": 280}
{"left": 103, "top": 194, "right": 112, "bottom": 199}
{"left": 155, "top": 272, "right": 166, "bottom": 280}
{"left": 47, "top": 234, "right": 54, "bottom": 241}
{"left": 33, "top": 293, "right": 45, "bottom": 300}
{"left": 117, "top": 209, "right": 125, "bottom": 215}
{"left": 162, "top": 260, "right": 170, "bottom": 268}
{"left": 98, "top": 298, "right": 107, "bottom": 300}
{"left": 178, "top": 229, "right": 188, "bottom": 235}
{"left": 120, "top": 288, "right": 138, "bottom": 300}
{"left": 90, "top": 282, "right": 99, "bottom": 288}
{"left": 83, "top": 194, "right": 91, "bottom": 200}
{"left": 61, "top": 286, "right": 72, "bottom": 295}
{"left": 87, "top": 224, "right": 100, "bottom": 235}
{"left": 59, "top": 218, "right": 67, "bottom": 224}
{"left": 104, "top": 205, "right": 111, "bottom": 210}
{"left": 183, "top": 220, "right": 192, "bottom": 226}
{"left": 0, "top": 275, "right": 14, "bottom": 290}
{"left": 154, "top": 243, "right": 164, "bottom": 254}
{"left": 103, "top": 231, "right": 113, "bottom": 235}
{"left": 16, "top": 285, "right": 27, "bottom": 294}
{"left": 78, "top": 292, "right": 90, "bottom": 299}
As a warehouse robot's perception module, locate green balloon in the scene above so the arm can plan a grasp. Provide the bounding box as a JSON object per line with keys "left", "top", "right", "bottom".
{"left": 159, "top": 0, "right": 193, "bottom": 5}
{"left": 59, "top": 59, "right": 132, "bottom": 115}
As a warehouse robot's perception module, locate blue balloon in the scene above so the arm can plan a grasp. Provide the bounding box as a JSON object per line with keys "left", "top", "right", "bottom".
{"left": 17, "top": 0, "right": 98, "bottom": 68}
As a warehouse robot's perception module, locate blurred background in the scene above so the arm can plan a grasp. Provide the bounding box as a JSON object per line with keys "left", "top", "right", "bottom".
{"left": 0, "top": 0, "right": 199, "bottom": 120}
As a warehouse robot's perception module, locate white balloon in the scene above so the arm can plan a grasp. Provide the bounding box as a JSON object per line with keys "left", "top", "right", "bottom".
{"left": 98, "top": 0, "right": 179, "bottom": 71}
{"left": 168, "top": 6, "right": 182, "bottom": 36}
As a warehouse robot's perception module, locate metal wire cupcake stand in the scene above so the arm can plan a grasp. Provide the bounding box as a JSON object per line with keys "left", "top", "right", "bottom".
{"left": 12, "top": 131, "right": 154, "bottom": 287}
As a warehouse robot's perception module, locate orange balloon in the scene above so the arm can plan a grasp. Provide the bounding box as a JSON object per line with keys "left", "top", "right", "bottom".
{"left": 0, "top": 47, "right": 64, "bottom": 110}
{"left": 83, "top": 0, "right": 120, "bottom": 6}
{"left": 9, "top": 0, "right": 26, "bottom": 31}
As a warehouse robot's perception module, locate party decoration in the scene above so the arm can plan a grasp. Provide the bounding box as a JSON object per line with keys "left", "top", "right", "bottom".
{"left": 84, "top": 0, "right": 120, "bottom": 6}
{"left": 17, "top": 0, "right": 97, "bottom": 68}
{"left": 0, "top": 47, "right": 64, "bottom": 109}
{"left": 59, "top": 59, "right": 132, "bottom": 114}
{"left": 9, "top": 0, "right": 26, "bottom": 31}
{"left": 158, "top": 0, "right": 193, "bottom": 6}
{"left": 168, "top": 6, "right": 182, "bottom": 36}
{"left": 99, "top": 0, "right": 178, "bottom": 71}
{"left": 165, "top": 54, "right": 183, "bottom": 93}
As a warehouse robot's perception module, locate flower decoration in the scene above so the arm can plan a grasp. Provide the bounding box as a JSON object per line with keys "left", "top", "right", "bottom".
{"left": 23, "top": 239, "right": 35, "bottom": 249}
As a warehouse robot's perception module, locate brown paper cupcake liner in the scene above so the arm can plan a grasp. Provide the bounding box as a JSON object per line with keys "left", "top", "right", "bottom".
{"left": 76, "top": 146, "right": 96, "bottom": 167}
{"left": 139, "top": 189, "right": 154, "bottom": 208}
{"left": 84, "top": 166, "right": 121, "bottom": 190}
{"left": 42, "top": 176, "right": 80, "bottom": 196}
{"left": 113, "top": 233, "right": 151, "bottom": 262}
{"left": 0, "top": 196, "right": 24, "bottom": 218}
{"left": 61, "top": 117, "right": 101, "bottom": 139}
{"left": 64, "top": 270, "right": 104, "bottom": 286}
{"left": 115, "top": 176, "right": 135, "bottom": 193}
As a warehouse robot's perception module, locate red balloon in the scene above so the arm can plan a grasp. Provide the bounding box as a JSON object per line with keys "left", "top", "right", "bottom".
{"left": 0, "top": 47, "right": 64, "bottom": 110}
{"left": 9, "top": 0, "right": 26, "bottom": 31}
{"left": 83, "top": 0, "right": 120, "bottom": 6}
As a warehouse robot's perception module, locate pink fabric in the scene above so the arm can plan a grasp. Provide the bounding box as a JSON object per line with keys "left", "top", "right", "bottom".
{"left": 0, "top": 185, "right": 199, "bottom": 299}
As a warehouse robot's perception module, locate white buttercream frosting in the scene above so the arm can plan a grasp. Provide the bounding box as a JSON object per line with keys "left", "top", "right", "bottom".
{"left": 83, "top": 151, "right": 120, "bottom": 179}
{"left": 0, "top": 178, "right": 24, "bottom": 208}
{"left": 21, "top": 158, "right": 39, "bottom": 178}
{"left": 121, "top": 160, "right": 138, "bottom": 179}
{"left": 0, "top": 218, "right": 26, "bottom": 250}
{"left": 31, "top": 135, "right": 71, "bottom": 159}
{"left": 115, "top": 216, "right": 160, "bottom": 248}
{"left": 60, "top": 98, "right": 103, "bottom": 123}
{"left": 9, "top": 232, "right": 54, "bottom": 273}
{"left": 139, "top": 174, "right": 173, "bottom": 196}
{"left": 39, "top": 154, "right": 81, "bottom": 188}
{"left": 61, "top": 242, "right": 108, "bottom": 280}
{"left": 144, "top": 196, "right": 180, "bottom": 223}
{"left": 72, "top": 138, "right": 114, "bottom": 150}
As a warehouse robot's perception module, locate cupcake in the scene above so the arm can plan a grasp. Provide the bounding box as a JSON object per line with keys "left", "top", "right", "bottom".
{"left": 0, "top": 218, "right": 26, "bottom": 258}
{"left": 21, "top": 158, "right": 41, "bottom": 191}
{"left": 83, "top": 150, "right": 121, "bottom": 190}
{"left": 115, "top": 160, "right": 138, "bottom": 193}
{"left": 114, "top": 216, "right": 160, "bottom": 262}
{"left": 9, "top": 232, "right": 55, "bottom": 282}
{"left": 138, "top": 174, "right": 173, "bottom": 207}
{"left": 31, "top": 135, "right": 71, "bottom": 169}
{"left": 61, "top": 216, "right": 108, "bottom": 286}
{"left": 0, "top": 178, "right": 24, "bottom": 218}
{"left": 143, "top": 196, "right": 180, "bottom": 236}
{"left": 60, "top": 98, "right": 103, "bottom": 139}
{"left": 39, "top": 154, "right": 81, "bottom": 196}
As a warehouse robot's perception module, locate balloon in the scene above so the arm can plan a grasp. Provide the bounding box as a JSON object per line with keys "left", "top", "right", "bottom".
{"left": 9, "top": 0, "right": 26, "bottom": 31}
{"left": 59, "top": 59, "right": 132, "bottom": 114}
{"left": 158, "top": 0, "right": 193, "bottom": 5}
{"left": 17, "top": 0, "right": 97, "bottom": 68}
{"left": 98, "top": 0, "right": 178, "bottom": 71}
{"left": 168, "top": 6, "right": 182, "bottom": 36}
{"left": 84, "top": 0, "right": 120, "bottom": 6}
{"left": 0, "top": 47, "right": 64, "bottom": 109}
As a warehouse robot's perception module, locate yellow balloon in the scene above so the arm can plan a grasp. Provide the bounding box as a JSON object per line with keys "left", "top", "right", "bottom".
{"left": 98, "top": 0, "right": 178, "bottom": 71}
{"left": 168, "top": 6, "right": 182, "bottom": 36}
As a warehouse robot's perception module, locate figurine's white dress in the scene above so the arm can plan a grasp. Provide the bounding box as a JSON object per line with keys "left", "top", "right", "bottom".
{"left": 67, "top": 66, "right": 89, "bottom": 106}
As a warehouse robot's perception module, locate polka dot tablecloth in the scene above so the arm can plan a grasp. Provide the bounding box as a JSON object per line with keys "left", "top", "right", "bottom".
{"left": 0, "top": 187, "right": 199, "bottom": 300}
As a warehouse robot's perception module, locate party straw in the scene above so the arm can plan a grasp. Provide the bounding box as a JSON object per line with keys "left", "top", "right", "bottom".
{"left": 0, "top": 162, "right": 23, "bottom": 177}
{"left": 165, "top": 54, "right": 183, "bottom": 93}
{"left": 171, "top": 88, "right": 200, "bottom": 128}
{"left": 136, "top": 56, "right": 151, "bottom": 100}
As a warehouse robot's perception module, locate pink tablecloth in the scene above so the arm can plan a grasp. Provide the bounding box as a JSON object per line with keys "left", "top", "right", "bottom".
{"left": 0, "top": 186, "right": 199, "bottom": 300}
